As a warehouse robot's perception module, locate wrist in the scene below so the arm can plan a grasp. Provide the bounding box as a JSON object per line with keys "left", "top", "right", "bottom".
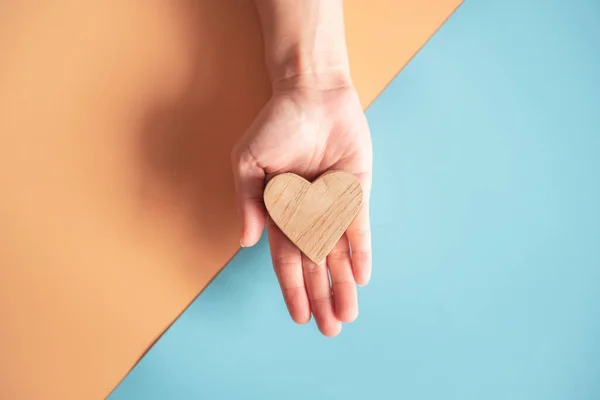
{"left": 271, "top": 69, "right": 353, "bottom": 93}
{"left": 254, "top": 0, "right": 350, "bottom": 91}
{"left": 265, "top": 40, "right": 350, "bottom": 84}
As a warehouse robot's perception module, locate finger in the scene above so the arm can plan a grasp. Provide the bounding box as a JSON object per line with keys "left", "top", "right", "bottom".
{"left": 303, "top": 255, "right": 342, "bottom": 337}
{"left": 347, "top": 202, "right": 372, "bottom": 286}
{"left": 267, "top": 218, "right": 310, "bottom": 324}
{"left": 327, "top": 235, "right": 358, "bottom": 323}
{"left": 231, "top": 147, "right": 266, "bottom": 247}
{"left": 239, "top": 195, "right": 266, "bottom": 248}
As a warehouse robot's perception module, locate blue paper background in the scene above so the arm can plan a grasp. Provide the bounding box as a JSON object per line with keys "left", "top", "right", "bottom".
{"left": 110, "top": 1, "right": 600, "bottom": 399}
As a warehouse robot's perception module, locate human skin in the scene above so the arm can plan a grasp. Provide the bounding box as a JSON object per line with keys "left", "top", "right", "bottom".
{"left": 231, "top": 0, "right": 372, "bottom": 337}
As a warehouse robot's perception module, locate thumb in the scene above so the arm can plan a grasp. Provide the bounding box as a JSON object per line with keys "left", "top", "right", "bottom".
{"left": 231, "top": 147, "right": 266, "bottom": 247}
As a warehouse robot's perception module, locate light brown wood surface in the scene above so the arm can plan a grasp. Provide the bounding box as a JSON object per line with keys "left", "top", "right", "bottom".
{"left": 0, "top": 1, "right": 462, "bottom": 398}
{"left": 264, "top": 171, "right": 363, "bottom": 264}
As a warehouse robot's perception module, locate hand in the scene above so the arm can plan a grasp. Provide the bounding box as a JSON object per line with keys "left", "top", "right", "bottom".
{"left": 231, "top": 74, "right": 372, "bottom": 337}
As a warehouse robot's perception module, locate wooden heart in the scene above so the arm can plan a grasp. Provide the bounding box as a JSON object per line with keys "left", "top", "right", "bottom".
{"left": 263, "top": 171, "right": 363, "bottom": 264}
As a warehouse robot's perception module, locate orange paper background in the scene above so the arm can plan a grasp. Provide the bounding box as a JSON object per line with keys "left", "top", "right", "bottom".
{"left": 0, "top": 1, "right": 461, "bottom": 398}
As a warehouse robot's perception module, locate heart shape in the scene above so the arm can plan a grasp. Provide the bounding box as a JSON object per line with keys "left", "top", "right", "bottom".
{"left": 263, "top": 171, "right": 363, "bottom": 264}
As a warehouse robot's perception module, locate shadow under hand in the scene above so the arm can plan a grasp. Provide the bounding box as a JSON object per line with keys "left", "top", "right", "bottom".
{"left": 136, "top": 0, "right": 271, "bottom": 274}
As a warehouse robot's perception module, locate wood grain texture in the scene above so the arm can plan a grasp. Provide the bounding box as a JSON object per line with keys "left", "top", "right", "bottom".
{"left": 264, "top": 171, "right": 363, "bottom": 264}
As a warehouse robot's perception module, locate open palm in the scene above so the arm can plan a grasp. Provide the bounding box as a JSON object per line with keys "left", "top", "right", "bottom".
{"left": 231, "top": 84, "right": 372, "bottom": 337}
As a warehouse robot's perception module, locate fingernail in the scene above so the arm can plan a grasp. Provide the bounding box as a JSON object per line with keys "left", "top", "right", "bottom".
{"left": 240, "top": 239, "right": 246, "bottom": 248}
